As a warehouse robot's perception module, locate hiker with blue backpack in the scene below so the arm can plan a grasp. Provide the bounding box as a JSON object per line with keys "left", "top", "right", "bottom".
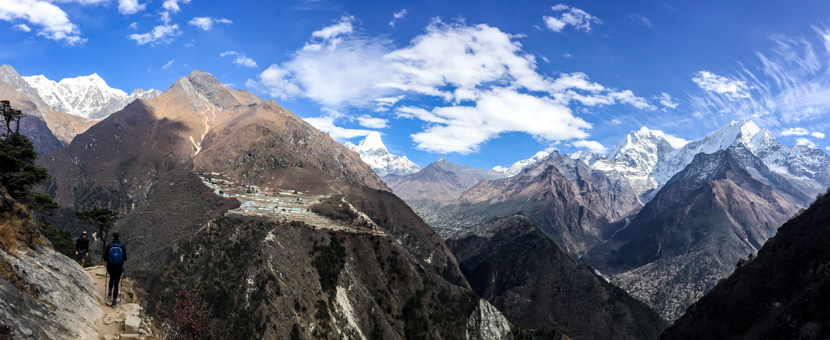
{"left": 103, "top": 231, "right": 127, "bottom": 308}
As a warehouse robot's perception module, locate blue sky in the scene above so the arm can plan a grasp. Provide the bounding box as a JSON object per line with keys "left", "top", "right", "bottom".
{"left": 2, "top": 0, "right": 830, "bottom": 169}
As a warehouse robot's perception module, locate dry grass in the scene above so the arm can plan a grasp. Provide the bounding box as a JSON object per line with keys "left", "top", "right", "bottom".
{"left": 0, "top": 211, "right": 24, "bottom": 256}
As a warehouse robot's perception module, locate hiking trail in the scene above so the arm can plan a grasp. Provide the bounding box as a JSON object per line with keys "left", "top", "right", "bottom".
{"left": 84, "top": 266, "right": 149, "bottom": 340}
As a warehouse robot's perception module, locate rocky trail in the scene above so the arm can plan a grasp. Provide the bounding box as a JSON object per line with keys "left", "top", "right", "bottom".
{"left": 84, "top": 266, "right": 150, "bottom": 340}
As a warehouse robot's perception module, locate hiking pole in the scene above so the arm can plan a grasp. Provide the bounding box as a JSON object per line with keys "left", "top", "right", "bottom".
{"left": 118, "top": 269, "right": 123, "bottom": 304}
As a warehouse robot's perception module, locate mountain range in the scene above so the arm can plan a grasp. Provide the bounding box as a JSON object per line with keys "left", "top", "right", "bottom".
{"left": 18, "top": 68, "right": 513, "bottom": 338}
{"left": 381, "top": 118, "right": 830, "bottom": 321}
{"left": 23, "top": 73, "right": 161, "bottom": 120}
{"left": 3, "top": 63, "right": 830, "bottom": 338}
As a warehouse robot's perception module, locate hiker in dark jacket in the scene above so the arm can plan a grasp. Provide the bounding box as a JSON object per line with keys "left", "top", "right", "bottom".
{"left": 75, "top": 231, "right": 89, "bottom": 266}
{"left": 102, "top": 231, "right": 127, "bottom": 308}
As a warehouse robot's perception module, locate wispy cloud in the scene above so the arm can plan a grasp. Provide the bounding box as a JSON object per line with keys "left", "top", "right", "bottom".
{"left": 128, "top": 24, "right": 180, "bottom": 45}
{"left": 188, "top": 17, "right": 232, "bottom": 31}
{"left": 781, "top": 127, "right": 825, "bottom": 139}
{"left": 0, "top": 0, "right": 86, "bottom": 45}
{"left": 12, "top": 23, "right": 31, "bottom": 32}
{"left": 162, "top": 59, "right": 174, "bottom": 70}
{"left": 796, "top": 137, "right": 816, "bottom": 148}
{"left": 356, "top": 115, "right": 388, "bottom": 128}
{"left": 629, "top": 14, "right": 652, "bottom": 27}
{"left": 658, "top": 92, "right": 678, "bottom": 109}
{"left": 543, "top": 4, "right": 602, "bottom": 33}
{"left": 692, "top": 71, "right": 751, "bottom": 100}
{"left": 220, "top": 51, "right": 258, "bottom": 68}
{"left": 570, "top": 139, "right": 607, "bottom": 153}
{"left": 249, "top": 17, "right": 653, "bottom": 154}
{"left": 389, "top": 9, "right": 407, "bottom": 27}
{"left": 687, "top": 27, "right": 830, "bottom": 134}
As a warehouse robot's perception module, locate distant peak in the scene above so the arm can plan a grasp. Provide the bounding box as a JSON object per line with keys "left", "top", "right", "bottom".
{"left": 358, "top": 131, "right": 386, "bottom": 151}
{"left": 186, "top": 69, "right": 225, "bottom": 93}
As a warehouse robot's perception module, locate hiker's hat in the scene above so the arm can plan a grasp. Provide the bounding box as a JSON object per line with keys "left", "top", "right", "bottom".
{"left": 112, "top": 231, "right": 120, "bottom": 238}
{"left": 82, "top": 231, "right": 87, "bottom": 235}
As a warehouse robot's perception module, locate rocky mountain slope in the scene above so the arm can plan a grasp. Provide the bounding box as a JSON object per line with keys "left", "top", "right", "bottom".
{"left": 447, "top": 215, "right": 667, "bottom": 340}
{"left": 0, "top": 184, "right": 100, "bottom": 339}
{"left": 586, "top": 145, "right": 810, "bottom": 320}
{"left": 40, "top": 69, "right": 512, "bottom": 339}
{"left": 23, "top": 73, "right": 161, "bottom": 120}
{"left": 344, "top": 132, "right": 421, "bottom": 177}
{"left": 413, "top": 152, "right": 641, "bottom": 254}
{"left": 661, "top": 187, "right": 830, "bottom": 339}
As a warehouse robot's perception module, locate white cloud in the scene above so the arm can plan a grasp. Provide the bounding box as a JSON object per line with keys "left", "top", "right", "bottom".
{"left": 356, "top": 115, "right": 388, "bottom": 128}
{"left": 127, "top": 24, "right": 180, "bottom": 45}
{"left": 12, "top": 23, "right": 30, "bottom": 32}
{"left": 692, "top": 70, "right": 752, "bottom": 101}
{"left": 796, "top": 137, "right": 816, "bottom": 148}
{"left": 389, "top": 9, "right": 407, "bottom": 27}
{"left": 49, "top": 0, "right": 108, "bottom": 5}
{"left": 629, "top": 14, "right": 652, "bottom": 27}
{"left": 781, "top": 127, "right": 811, "bottom": 136}
{"left": 610, "top": 118, "right": 623, "bottom": 125}
{"left": 303, "top": 109, "right": 373, "bottom": 141}
{"left": 188, "top": 17, "right": 232, "bottom": 31}
{"left": 162, "top": 0, "right": 189, "bottom": 13}
{"left": 0, "top": 0, "right": 85, "bottom": 45}
{"left": 405, "top": 88, "right": 591, "bottom": 154}
{"left": 781, "top": 127, "right": 825, "bottom": 139}
{"left": 250, "top": 18, "right": 651, "bottom": 154}
{"left": 658, "top": 92, "right": 678, "bottom": 109}
{"left": 117, "top": 0, "right": 145, "bottom": 15}
{"left": 248, "top": 64, "right": 301, "bottom": 99}
{"left": 159, "top": 0, "right": 189, "bottom": 24}
{"left": 571, "top": 140, "right": 607, "bottom": 153}
{"left": 128, "top": 22, "right": 137, "bottom": 29}
{"left": 220, "top": 51, "right": 258, "bottom": 68}
{"left": 305, "top": 15, "right": 354, "bottom": 50}
{"left": 826, "top": 146, "right": 830, "bottom": 151}
{"left": 543, "top": 4, "right": 601, "bottom": 33}
{"left": 162, "top": 59, "right": 174, "bottom": 70}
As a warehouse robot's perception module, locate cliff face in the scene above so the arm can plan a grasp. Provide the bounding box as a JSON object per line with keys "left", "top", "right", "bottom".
{"left": 0, "top": 185, "right": 100, "bottom": 339}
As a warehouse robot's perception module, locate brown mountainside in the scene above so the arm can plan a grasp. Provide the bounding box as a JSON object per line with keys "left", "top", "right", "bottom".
{"left": 40, "top": 70, "right": 510, "bottom": 338}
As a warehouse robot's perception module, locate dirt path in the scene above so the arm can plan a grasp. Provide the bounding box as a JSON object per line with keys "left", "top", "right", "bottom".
{"left": 84, "top": 266, "right": 147, "bottom": 340}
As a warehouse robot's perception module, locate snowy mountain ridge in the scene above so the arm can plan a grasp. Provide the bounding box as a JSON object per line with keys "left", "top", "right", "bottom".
{"left": 573, "top": 119, "right": 830, "bottom": 202}
{"left": 23, "top": 73, "right": 161, "bottom": 120}
{"left": 345, "top": 132, "right": 422, "bottom": 177}
{"left": 489, "top": 151, "right": 551, "bottom": 178}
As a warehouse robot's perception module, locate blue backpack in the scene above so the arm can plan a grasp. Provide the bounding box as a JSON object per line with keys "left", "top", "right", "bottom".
{"left": 109, "top": 242, "right": 123, "bottom": 265}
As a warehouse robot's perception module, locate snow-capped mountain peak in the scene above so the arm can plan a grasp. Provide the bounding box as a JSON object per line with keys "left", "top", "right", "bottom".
{"left": 358, "top": 131, "right": 387, "bottom": 152}
{"left": 578, "top": 118, "right": 830, "bottom": 203}
{"left": 345, "top": 133, "right": 421, "bottom": 177}
{"left": 23, "top": 73, "right": 160, "bottom": 120}
{"left": 489, "top": 151, "right": 550, "bottom": 178}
